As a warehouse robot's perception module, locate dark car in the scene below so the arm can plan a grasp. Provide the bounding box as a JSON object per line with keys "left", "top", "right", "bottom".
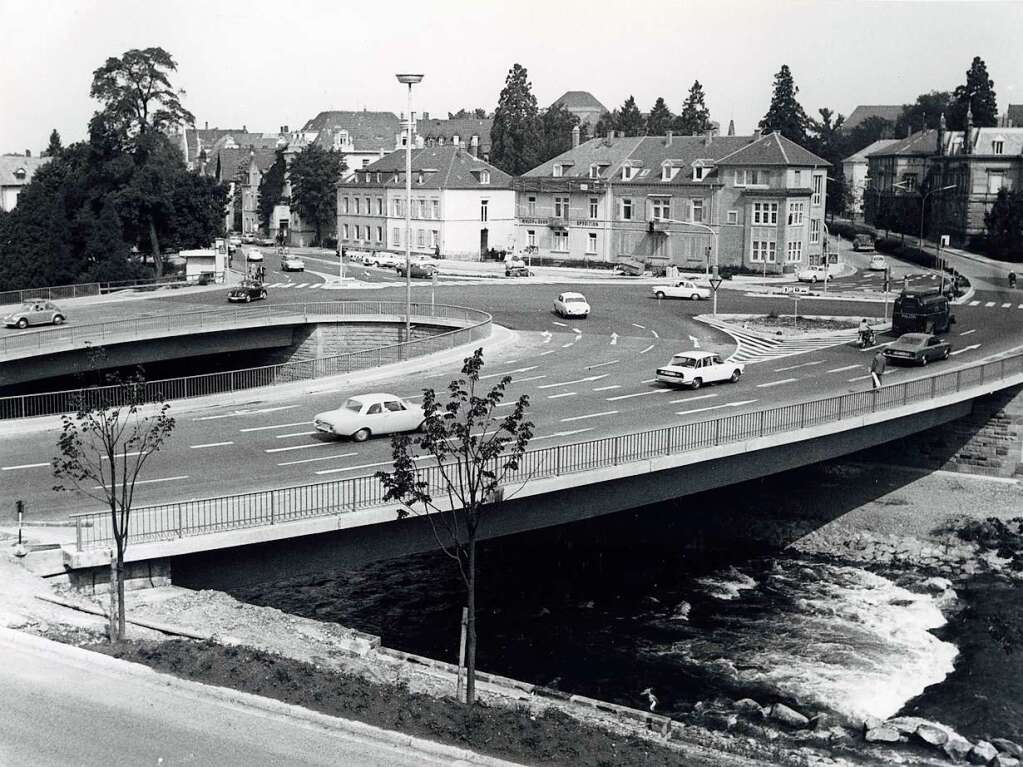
{"left": 227, "top": 280, "right": 267, "bottom": 303}
{"left": 883, "top": 333, "right": 952, "bottom": 366}
{"left": 853, "top": 234, "right": 875, "bottom": 252}
{"left": 395, "top": 260, "right": 439, "bottom": 278}
{"left": 505, "top": 264, "right": 533, "bottom": 277}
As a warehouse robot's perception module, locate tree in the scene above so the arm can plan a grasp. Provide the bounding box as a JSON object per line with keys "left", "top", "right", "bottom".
{"left": 614, "top": 95, "right": 646, "bottom": 136}
{"left": 984, "top": 188, "right": 1023, "bottom": 262}
{"left": 759, "top": 65, "right": 809, "bottom": 145}
{"left": 53, "top": 365, "right": 176, "bottom": 641}
{"left": 846, "top": 115, "right": 895, "bottom": 154}
{"left": 42, "top": 129, "right": 63, "bottom": 157}
{"left": 80, "top": 201, "right": 136, "bottom": 282}
{"left": 89, "top": 47, "right": 194, "bottom": 143}
{"left": 449, "top": 108, "right": 488, "bottom": 119}
{"left": 490, "top": 64, "right": 541, "bottom": 175}
{"left": 537, "top": 104, "right": 583, "bottom": 164}
{"left": 807, "top": 108, "right": 848, "bottom": 219}
{"left": 593, "top": 111, "right": 614, "bottom": 138}
{"left": 376, "top": 349, "right": 533, "bottom": 709}
{"left": 675, "top": 81, "right": 713, "bottom": 135}
{"left": 646, "top": 97, "right": 674, "bottom": 136}
{"left": 950, "top": 56, "right": 998, "bottom": 130}
{"left": 288, "top": 144, "right": 346, "bottom": 245}
{"left": 897, "top": 92, "right": 953, "bottom": 135}
{"left": 257, "top": 150, "right": 287, "bottom": 234}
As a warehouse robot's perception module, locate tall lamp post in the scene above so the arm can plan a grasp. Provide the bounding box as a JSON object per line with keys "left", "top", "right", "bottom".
{"left": 659, "top": 217, "right": 720, "bottom": 316}
{"left": 920, "top": 184, "right": 956, "bottom": 281}
{"left": 396, "top": 73, "right": 424, "bottom": 342}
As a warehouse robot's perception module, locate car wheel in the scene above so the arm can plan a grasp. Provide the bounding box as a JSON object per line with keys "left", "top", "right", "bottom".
{"left": 372, "top": 261, "right": 380, "bottom": 268}
{"left": 351, "top": 428, "right": 371, "bottom": 443}
{"left": 244, "top": 294, "right": 251, "bottom": 303}
{"left": 690, "top": 293, "right": 700, "bottom": 301}
{"left": 921, "top": 356, "right": 928, "bottom": 366}
{"left": 655, "top": 291, "right": 666, "bottom": 299}
{"left": 730, "top": 369, "right": 742, "bottom": 383}
{"left": 16, "top": 318, "right": 28, "bottom": 329}
{"left": 810, "top": 276, "right": 818, "bottom": 284}
{"left": 690, "top": 377, "right": 703, "bottom": 390}
{"left": 52, "top": 315, "right": 64, "bottom": 325}
{"left": 942, "top": 347, "right": 950, "bottom": 360}
{"left": 260, "top": 290, "right": 267, "bottom": 299}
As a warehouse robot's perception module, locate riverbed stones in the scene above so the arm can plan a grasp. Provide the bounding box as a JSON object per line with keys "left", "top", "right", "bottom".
{"left": 865, "top": 725, "right": 902, "bottom": 743}
{"left": 768, "top": 703, "right": 809, "bottom": 728}
{"left": 993, "top": 756, "right": 1021, "bottom": 767}
{"left": 914, "top": 723, "right": 949, "bottom": 747}
{"left": 993, "top": 740, "right": 1023, "bottom": 758}
{"left": 970, "top": 741, "right": 1000, "bottom": 764}
{"left": 733, "top": 698, "right": 765, "bottom": 719}
{"left": 945, "top": 735, "right": 975, "bottom": 762}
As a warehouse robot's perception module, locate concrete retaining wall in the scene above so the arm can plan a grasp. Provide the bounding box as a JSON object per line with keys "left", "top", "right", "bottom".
{"left": 269, "top": 322, "right": 450, "bottom": 366}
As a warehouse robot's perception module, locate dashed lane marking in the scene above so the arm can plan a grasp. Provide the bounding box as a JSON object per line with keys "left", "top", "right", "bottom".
{"left": 561, "top": 410, "right": 619, "bottom": 423}
{"left": 190, "top": 442, "right": 234, "bottom": 449}
{"left": 951, "top": 344, "right": 981, "bottom": 356}
{"left": 1002, "top": 303, "right": 1012, "bottom": 308}
{"left": 278, "top": 452, "right": 358, "bottom": 467}
{"left": 530, "top": 428, "right": 593, "bottom": 441}
{"left": 969, "top": 300, "right": 981, "bottom": 306}
{"left": 670, "top": 393, "right": 717, "bottom": 404}
{"left": 826, "top": 365, "right": 860, "bottom": 373}
{"left": 651, "top": 329, "right": 659, "bottom": 339}
{"left": 93, "top": 475, "right": 187, "bottom": 490}
{"left": 641, "top": 378, "right": 657, "bottom": 384}
{"left": 552, "top": 321, "right": 567, "bottom": 327}
{"left": 540, "top": 350, "right": 556, "bottom": 356}
{"left": 675, "top": 400, "right": 758, "bottom": 417}
{"left": 537, "top": 375, "right": 608, "bottom": 389}
{"left": 606, "top": 389, "right": 671, "bottom": 401}
{"left": 195, "top": 405, "right": 300, "bottom": 421}
{"left": 1, "top": 462, "right": 50, "bottom": 471}
{"left": 640, "top": 344, "right": 655, "bottom": 354}
{"left": 959, "top": 329, "right": 976, "bottom": 336}
{"left": 985, "top": 301, "right": 996, "bottom": 307}
{"left": 316, "top": 461, "right": 390, "bottom": 476}
{"left": 588, "top": 360, "right": 619, "bottom": 369}
{"left": 239, "top": 421, "right": 310, "bottom": 433}
{"left": 275, "top": 432, "right": 312, "bottom": 439}
{"left": 592, "top": 385, "right": 621, "bottom": 392}
{"left": 632, "top": 323, "right": 646, "bottom": 329}
{"left": 756, "top": 378, "right": 799, "bottom": 388}
{"left": 515, "top": 375, "right": 547, "bottom": 383}
{"left": 265, "top": 442, "right": 333, "bottom": 454}
{"left": 479, "top": 365, "right": 538, "bottom": 380}
{"left": 572, "top": 328, "right": 582, "bottom": 335}
{"left": 774, "top": 360, "right": 824, "bottom": 372}
{"left": 547, "top": 392, "right": 577, "bottom": 399}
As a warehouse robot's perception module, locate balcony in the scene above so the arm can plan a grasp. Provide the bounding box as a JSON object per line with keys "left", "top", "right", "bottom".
{"left": 519, "top": 216, "right": 550, "bottom": 226}
{"left": 647, "top": 218, "right": 671, "bottom": 233}
{"left": 549, "top": 216, "right": 568, "bottom": 230}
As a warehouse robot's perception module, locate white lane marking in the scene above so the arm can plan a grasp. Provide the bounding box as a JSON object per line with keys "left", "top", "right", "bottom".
{"left": 1, "top": 462, "right": 50, "bottom": 471}
{"left": 826, "top": 364, "right": 860, "bottom": 373}
{"left": 1019, "top": 304, "right": 1023, "bottom": 310}
{"left": 552, "top": 321, "right": 567, "bottom": 327}
{"left": 265, "top": 442, "right": 334, "bottom": 454}
{"left": 479, "top": 365, "right": 538, "bottom": 380}
{"left": 606, "top": 389, "right": 671, "bottom": 401}
{"left": 96, "top": 451, "right": 143, "bottom": 461}
{"left": 561, "top": 342, "right": 575, "bottom": 348}
{"left": 537, "top": 374, "right": 608, "bottom": 389}
{"left": 641, "top": 378, "right": 657, "bottom": 384}
{"left": 530, "top": 428, "right": 593, "bottom": 441}
{"left": 278, "top": 452, "right": 358, "bottom": 467}
{"left": 756, "top": 378, "right": 799, "bottom": 388}
{"left": 190, "top": 441, "right": 234, "bottom": 449}
{"left": 316, "top": 461, "right": 391, "bottom": 475}
{"left": 195, "top": 405, "right": 300, "bottom": 421}
{"left": 951, "top": 344, "right": 981, "bottom": 356}
{"left": 640, "top": 344, "right": 655, "bottom": 354}
{"left": 592, "top": 385, "right": 621, "bottom": 392}
{"left": 547, "top": 392, "right": 577, "bottom": 399}
{"left": 541, "top": 331, "right": 553, "bottom": 344}
{"left": 610, "top": 332, "right": 618, "bottom": 346}
{"left": 561, "top": 410, "right": 619, "bottom": 423}
{"left": 969, "top": 300, "right": 981, "bottom": 306}
{"left": 240, "top": 421, "right": 310, "bottom": 433}
{"left": 632, "top": 323, "right": 646, "bottom": 329}
{"left": 540, "top": 350, "right": 556, "bottom": 356}
{"left": 572, "top": 328, "right": 582, "bottom": 335}
{"left": 294, "top": 283, "right": 309, "bottom": 289}
{"left": 1001, "top": 302, "right": 1011, "bottom": 308}
{"left": 651, "top": 329, "right": 659, "bottom": 339}
{"left": 958, "top": 329, "right": 976, "bottom": 336}
{"left": 515, "top": 375, "right": 547, "bottom": 383}
{"left": 985, "top": 301, "right": 996, "bottom": 307}
{"left": 588, "top": 360, "right": 619, "bottom": 369}
{"left": 92, "top": 475, "right": 187, "bottom": 490}
{"left": 676, "top": 400, "right": 758, "bottom": 416}
{"left": 275, "top": 431, "right": 313, "bottom": 439}
{"left": 774, "top": 360, "right": 825, "bottom": 372}
{"left": 670, "top": 393, "right": 717, "bottom": 404}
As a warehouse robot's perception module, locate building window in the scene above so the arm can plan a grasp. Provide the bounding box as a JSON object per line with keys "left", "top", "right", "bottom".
{"left": 365, "top": 197, "right": 371, "bottom": 214}
{"left": 392, "top": 227, "right": 401, "bottom": 246}
{"left": 662, "top": 165, "right": 675, "bottom": 181}
{"left": 651, "top": 197, "right": 671, "bottom": 220}
{"left": 342, "top": 224, "right": 349, "bottom": 239}
{"left": 480, "top": 170, "right": 490, "bottom": 184}
{"left": 727, "top": 210, "right": 739, "bottom": 225}
{"left": 786, "top": 240, "right": 803, "bottom": 262}
{"left": 417, "top": 229, "right": 425, "bottom": 247}
{"left": 751, "top": 240, "right": 777, "bottom": 263}
{"left": 993, "top": 140, "right": 1004, "bottom": 154}
{"left": 787, "top": 201, "right": 804, "bottom": 225}
{"left": 393, "top": 199, "right": 402, "bottom": 217}
{"left": 553, "top": 230, "right": 569, "bottom": 251}
{"left": 431, "top": 230, "right": 439, "bottom": 248}
{"left": 621, "top": 198, "right": 634, "bottom": 220}
{"left": 527, "top": 230, "right": 536, "bottom": 247}
{"left": 343, "top": 197, "right": 350, "bottom": 214}
{"left": 589, "top": 197, "right": 598, "bottom": 219}
{"left": 735, "top": 169, "right": 760, "bottom": 187}
{"left": 693, "top": 166, "right": 705, "bottom": 181}
{"left": 812, "top": 174, "right": 824, "bottom": 205}
{"left": 590, "top": 164, "right": 600, "bottom": 179}
{"left": 901, "top": 175, "right": 917, "bottom": 192}
{"left": 481, "top": 199, "right": 489, "bottom": 222}
{"left": 354, "top": 198, "right": 360, "bottom": 215}
{"left": 586, "top": 232, "right": 598, "bottom": 254}
{"left": 691, "top": 199, "right": 704, "bottom": 223}
{"left": 361, "top": 159, "right": 370, "bottom": 168}
{"left": 376, "top": 197, "right": 383, "bottom": 215}
{"left": 810, "top": 219, "right": 821, "bottom": 244}
{"left": 553, "top": 164, "right": 563, "bottom": 178}
{"left": 432, "top": 199, "right": 439, "bottom": 219}
{"left": 622, "top": 166, "right": 635, "bottom": 181}
{"left": 794, "top": 170, "right": 802, "bottom": 186}
{"left": 753, "top": 201, "right": 778, "bottom": 225}
{"left": 988, "top": 171, "right": 1007, "bottom": 194}
{"left": 376, "top": 226, "right": 383, "bottom": 243}
{"left": 527, "top": 196, "right": 536, "bottom": 216}
{"left": 554, "top": 196, "right": 569, "bottom": 218}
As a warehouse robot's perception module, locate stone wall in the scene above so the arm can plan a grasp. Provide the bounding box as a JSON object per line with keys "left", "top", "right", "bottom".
{"left": 269, "top": 322, "right": 451, "bottom": 366}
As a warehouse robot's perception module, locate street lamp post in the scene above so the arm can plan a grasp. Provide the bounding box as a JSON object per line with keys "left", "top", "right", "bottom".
{"left": 396, "top": 73, "right": 424, "bottom": 343}
{"left": 658, "top": 217, "right": 720, "bottom": 316}
{"left": 920, "top": 184, "right": 957, "bottom": 251}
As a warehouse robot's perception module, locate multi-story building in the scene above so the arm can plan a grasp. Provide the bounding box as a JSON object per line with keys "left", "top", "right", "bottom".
{"left": 337, "top": 145, "right": 513, "bottom": 259}
{"left": 298, "top": 111, "right": 402, "bottom": 179}
{"left": 513, "top": 129, "right": 830, "bottom": 273}
{"left": 842, "top": 138, "right": 898, "bottom": 221}
{"left": 550, "top": 91, "right": 608, "bottom": 130}
{"left": 416, "top": 114, "right": 492, "bottom": 161}
{"left": 211, "top": 148, "right": 280, "bottom": 236}
{"left": 0, "top": 152, "right": 49, "bottom": 212}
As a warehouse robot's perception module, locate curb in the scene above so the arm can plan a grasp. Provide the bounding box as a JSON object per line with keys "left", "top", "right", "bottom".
{"left": 0, "top": 627, "right": 525, "bottom": 767}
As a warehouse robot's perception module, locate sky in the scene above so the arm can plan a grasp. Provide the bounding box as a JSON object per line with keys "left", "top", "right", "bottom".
{"left": 2, "top": 0, "right": 1021, "bottom": 154}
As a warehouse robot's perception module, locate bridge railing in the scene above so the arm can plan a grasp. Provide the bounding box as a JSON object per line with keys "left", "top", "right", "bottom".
{"left": 0, "top": 303, "right": 492, "bottom": 420}
{"left": 0, "top": 275, "right": 193, "bottom": 310}
{"left": 69, "top": 351, "right": 1023, "bottom": 552}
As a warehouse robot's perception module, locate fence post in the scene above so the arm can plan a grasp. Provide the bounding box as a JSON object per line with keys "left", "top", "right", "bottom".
{"left": 75, "top": 517, "right": 83, "bottom": 552}
{"left": 714, "top": 418, "right": 721, "bottom": 446}
{"left": 956, "top": 370, "right": 961, "bottom": 392}
{"left": 270, "top": 492, "right": 276, "bottom": 525}
{"left": 800, "top": 402, "right": 806, "bottom": 429}
{"left": 613, "top": 436, "right": 619, "bottom": 465}
{"left": 931, "top": 377, "right": 936, "bottom": 399}
{"left": 177, "top": 504, "right": 183, "bottom": 538}
{"left": 555, "top": 445, "right": 562, "bottom": 476}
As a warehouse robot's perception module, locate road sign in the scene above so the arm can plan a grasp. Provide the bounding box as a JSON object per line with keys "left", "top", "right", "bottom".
{"left": 940, "top": 235, "right": 950, "bottom": 247}
{"left": 709, "top": 277, "right": 723, "bottom": 292}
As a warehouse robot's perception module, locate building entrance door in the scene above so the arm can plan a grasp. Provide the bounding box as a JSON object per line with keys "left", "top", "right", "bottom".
{"left": 480, "top": 228, "right": 489, "bottom": 257}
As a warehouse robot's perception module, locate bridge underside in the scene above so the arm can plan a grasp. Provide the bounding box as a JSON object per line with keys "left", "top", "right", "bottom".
{"left": 171, "top": 398, "right": 973, "bottom": 592}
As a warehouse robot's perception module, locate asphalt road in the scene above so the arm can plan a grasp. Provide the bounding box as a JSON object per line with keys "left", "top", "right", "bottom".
{"left": 0, "top": 628, "right": 514, "bottom": 767}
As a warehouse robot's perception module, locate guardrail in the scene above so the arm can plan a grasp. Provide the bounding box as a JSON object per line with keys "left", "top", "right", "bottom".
{"left": 0, "top": 276, "right": 191, "bottom": 309}
{"left": 0, "top": 302, "right": 491, "bottom": 420}
{"left": 69, "top": 351, "right": 1023, "bottom": 552}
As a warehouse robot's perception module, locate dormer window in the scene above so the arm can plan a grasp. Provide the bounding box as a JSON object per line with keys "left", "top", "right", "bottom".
{"left": 479, "top": 170, "right": 490, "bottom": 184}
{"left": 392, "top": 173, "right": 400, "bottom": 183}
{"left": 662, "top": 166, "right": 675, "bottom": 181}
{"left": 553, "top": 164, "right": 563, "bottom": 178}
{"left": 621, "top": 166, "right": 636, "bottom": 181}
{"left": 693, "top": 166, "right": 705, "bottom": 181}
{"left": 14, "top": 168, "right": 26, "bottom": 179}
{"left": 589, "top": 164, "right": 600, "bottom": 179}
{"left": 417, "top": 172, "right": 424, "bottom": 184}
{"left": 993, "top": 139, "right": 1005, "bottom": 154}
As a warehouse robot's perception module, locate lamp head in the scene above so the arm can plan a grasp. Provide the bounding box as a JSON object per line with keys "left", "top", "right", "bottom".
{"left": 396, "top": 74, "right": 424, "bottom": 85}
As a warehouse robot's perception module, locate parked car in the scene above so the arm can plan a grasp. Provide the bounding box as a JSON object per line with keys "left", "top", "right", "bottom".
{"left": 314, "top": 393, "right": 425, "bottom": 442}
{"left": 853, "top": 234, "right": 876, "bottom": 252}
{"left": 244, "top": 248, "right": 264, "bottom": 263}
{"left": 361, "top": 252, "right": 401, "bottom": 268}
{"left": 868, "top": 254, "right": 888, "bottom": 271}
{"left": 395, "top": 260, "right": 439, "bottom": 278}
{"left": 656, "top": 351, "right": 743, "bottom": 389}
{"left": 796, "top": 264, "right": 832, "bottom": 283}
{"left": 505, "top": 264, "right": 533, "bottom": 277}
{"left": 651, "top": 279, "right": 711, "bottom": 300}
{"left": 553, "top": 291, "right": 590, "bottom": 318}
{"left": 3, "top": 300, "right": 66, "bottom": 329}
{"left": 280, "top": 255, "right": 305, "bottom": 272}
{"left": 227, "top": 280, "right": 267, "bottom": 303}
{"left": 883, "top": 333, "right": 952, "bottom": 366}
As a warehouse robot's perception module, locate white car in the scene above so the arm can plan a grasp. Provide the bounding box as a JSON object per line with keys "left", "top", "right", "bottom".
{"left": 655, "top": 351, "right": 744, "bottom": 389}
{"left": 868, "top": 254, "right": 888, "bottom": 271}
{"left": 314, "top": 393, "right": 426, "bottom": 442}
{"left": 280, "top": 255, "right": 305, "bottom": 271}
{"left": 554, "top": 291, "right": 590, "bottom": 318}
{"left": 651, "top": 279, "right": 711, "bottom": 301}
{"left": 361, "top": 252, "right": 401, "bottom": 268}
{"left": 796, "top": 264, "right": 831, "bottom": 283}
{"left": 244, "top": 248, "right": 264, "bottom": 263}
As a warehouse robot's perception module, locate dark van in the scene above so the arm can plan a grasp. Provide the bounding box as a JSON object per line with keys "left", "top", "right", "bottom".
{"left": 892, "top": 288, "right": 954, "bottom": 334}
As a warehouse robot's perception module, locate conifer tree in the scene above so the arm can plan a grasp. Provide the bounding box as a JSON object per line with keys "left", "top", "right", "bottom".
{"left": 42, "top": 129, "right": 63, "bottom": 157}
{"left": 950, "top": 56, "right": 998, "bottom": 129}
{"left": 490, "top": 63, "right": 541, "bottom": 175}
{"left": 758, "top": 65, "right": 809, "bottom": 145}
{"left": 676, "top": 81, "right": 713, "bottom": 135}
{"left": 614, "top": 95, "right": 646, "bottom": 136}
{"left": 646, "top": 97, "right": 674, "bottom": 136}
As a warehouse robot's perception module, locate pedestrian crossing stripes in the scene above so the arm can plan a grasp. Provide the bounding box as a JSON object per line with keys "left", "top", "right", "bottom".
{"left": 966, "top": 299, "right": 1023, "bottom": 309}
{"left": 699, "top": 317, "right": 856, "bottom": 364}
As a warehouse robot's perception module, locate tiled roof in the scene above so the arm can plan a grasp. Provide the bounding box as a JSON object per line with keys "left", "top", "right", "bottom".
{"left": 952, "top": 127, "right": 1023, "bottom": 157}
{"left": 249, "top": 147, "right": 279, "bottom": 173}
{"left": 869, "top": 130, "right": 940, "bottom": 157}
{"left": 843, "top": 105, "right": 904, "bottom": 131}
{"left": 551, "top": 91, "right": 607, "bottom": 113}
{"left": 344, "top": 145, "right": 512, "bottom": 190}
{"left": 417, "top": 117, "right": 493, "bottom": 154}
{"left": 1007, "top": 104, "right": 1023, "bottom": 127}
{"left": 301, "top": 111, "right": 400, "bottom": 152}
{"left": 842, "top": 138, "right": 900, "bottom": 164}
{"left": 0, "top": 154, "right": 49, "bottom": 186}
{"left": 713, "top": 133, "right": 830, "bottom": 167}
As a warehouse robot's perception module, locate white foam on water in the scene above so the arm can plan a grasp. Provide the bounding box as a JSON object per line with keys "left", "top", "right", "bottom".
{"left": 695, "top": 566, "right": 758, "bottom": 600}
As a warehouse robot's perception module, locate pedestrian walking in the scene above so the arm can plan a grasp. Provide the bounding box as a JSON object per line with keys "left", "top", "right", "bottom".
{"left": 870, "top": 350, "right": 886, "bottom": 390}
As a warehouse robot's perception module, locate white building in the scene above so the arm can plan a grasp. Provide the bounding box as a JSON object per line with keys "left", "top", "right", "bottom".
{"left": 842, "top": 138, "right": 898, "bottom": 221}
{"left": 0, "top": 153, "right": 49, "bottom": 212}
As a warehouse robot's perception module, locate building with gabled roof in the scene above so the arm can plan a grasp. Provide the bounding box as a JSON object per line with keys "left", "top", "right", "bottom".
{"left": 0, "top": 153, "right": 49, "bottom": 212}
{"left": 550, "top": 91, "right": 608, "bottom": 129}
{"left": 842, "top": 139, "right": 900, "bottom": 220}
{"left": 337, "top": 145, "right": 514, "bottom": 259}
{"left": 416, "top": 116, "right": 492, "bottom": 161}
{"left": 299, "top": 110, "right": 401, "bottom": 178}
{"left": 514, "top": 129, "right": 830, "bottom": 272}
{"left": 843, "top": 105, "right": 904, "bottom": 132}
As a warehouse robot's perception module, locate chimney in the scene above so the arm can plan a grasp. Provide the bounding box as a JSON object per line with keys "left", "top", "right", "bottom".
{"left": 937, "top": 113, "right": 946, "bottom": 157}
{"left": 727, "top": 119, "right": 735, "bottom": 137}
{"left": 572, "top": 125, "right": 581, "bottom": 148}
{"left": 704, "top": 130, "right": 713, "bottom": 146}
{"left": 416, "top": 135, "right": 425, "bottom": 149}
{"left": 422, "top": 111, "right": 429, "bottom": 120}
{"left": 453, "top": 134, "right": 460, "bottom": 146}
{"left": 964, "top": 105, "right": 973, "bottom": 155}
{"left": 665, "top": 130, "right": 672, "bottom": 147}
{"left": 242, "top": 124, "right": 247, "bottom": 132}
{"left": 470, "top": 134, "right": 479, "bottom": 158}
{"left": 205, "top": 120, "right": 209, "bottom": 130}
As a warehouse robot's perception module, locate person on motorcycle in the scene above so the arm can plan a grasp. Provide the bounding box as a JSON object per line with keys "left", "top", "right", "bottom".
{"left": 858, "top": 318, "right": 874, "bottom": 347}
{"left": 1010, "top": 271, "right": 1017, "bottom": 289}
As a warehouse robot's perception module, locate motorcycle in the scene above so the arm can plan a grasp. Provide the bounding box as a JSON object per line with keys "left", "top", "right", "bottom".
{"left": 858, "top": 327, "right": 876, "bottom": 349}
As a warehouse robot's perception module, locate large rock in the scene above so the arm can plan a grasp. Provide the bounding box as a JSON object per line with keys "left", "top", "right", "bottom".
{"left": 769, "top": 703, "right": 810, "bottom": 728}
{"left": 865, "top": 725, "right": 902, "bottom": 743}
{"left": 922, "top": 576, "right": 954, "bottom": 593}
{"left": 993, "top": 740, "right": 1023, "bottom": 758}
{"left": 970, "top": 741, "right": 1000, "bottom": 764}
{"left": 733, "top": 698, "right": 765, "bottom": 719}
{"left": 993, "top": 756, "right": 1021, "bottom": 767}
{"left": 944, "top": 735, "right": 975, "bottom": 762}
{"left": 915, "top": 723, "right": 950, "bottom": 747}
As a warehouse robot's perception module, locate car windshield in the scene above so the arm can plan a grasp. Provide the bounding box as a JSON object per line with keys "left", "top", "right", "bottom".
{"left": 342, "top": 398, "right": 364, "bottom": 413}
{"left": 669, "top": 355, "right": 698, "bottom": 368}
{"left": 898, "top": 335, "right": 927, "bottom": 347}
{"left": 565, "top": 297, "right": 586, "bottom": 303}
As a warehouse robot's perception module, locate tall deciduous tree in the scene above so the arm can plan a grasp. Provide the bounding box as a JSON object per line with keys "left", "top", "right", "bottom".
{"left": 449, "top": 108, "right": 489, "bottom": 119}
{"left": 646, "top": 97, "right": 674, "bottom": 136}
{"left": 984, "top": 188, "right": 1023, "bottom": 262}
{"left": 846, "top": 115, "right": 895, "bottom": 154}
{"left": 490, "top": 64, "right": 541, "bottom": 175}
{"left": 676, "top": 80, "right": 713, "bottom": 135}
{"left": 759, "top": 65, "right": 809, "bottom": 145}
{"left": 897, "top": 91, "right": 953, "bottom": 135}
{"left": 288, "top": 144, "right": 346, "bottom": 245}
{"left": 53, "top": 365, "right": 176, "bottom": 641}
{"left": 257, "top": 150, "right": 287, "bottom": 234}
{"left": 537, "top": 103, "right": 583, "bottom": 164}
{"left": 950, "top": 56, "right": 998, "bottom": 130}
{"left": 614, "top": 95, "right": 646, "bottom": 136}
{"left": 376, "top": 349, "right": 533, "bottom": 710}
{"left": 807, "top": 107, "right": 848, "bottom": 218}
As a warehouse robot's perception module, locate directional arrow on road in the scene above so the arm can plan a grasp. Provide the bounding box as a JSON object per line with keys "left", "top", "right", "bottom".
{"left": 541, "top": 330, "right": 553, "bottom": 343}
{"left": 950, "top": 344, "right": 981, "bottom": 356}
{"left": 688, "top": 335, "right": 701, "bottom": 349}
{"left": 610, "top": 332, "right": 618, "bottom": 346}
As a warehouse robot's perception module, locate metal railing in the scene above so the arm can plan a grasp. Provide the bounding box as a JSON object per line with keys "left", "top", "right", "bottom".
{"left": 69, "top": 351, "right": 1023, "bottom": 552}
{"left": 0, "top": 275, "right": 191, "bottom": 309}
{"left": 0, "top": 302, "right": 491, "bottom": 420}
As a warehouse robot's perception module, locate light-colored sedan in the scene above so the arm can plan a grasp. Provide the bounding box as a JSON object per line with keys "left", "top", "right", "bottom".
{"left": 280, "top": 255, "right": 305, "bottom": 271}
{"left": 651, "top": 279, "right": 711, "bottom": 300}
{"left": 554, "top": 292, "right": 590, "bottom": 318}
{"left": 868, "top": 254, "right": 888, "bottom": 271}
{"left": 656, "top": 351, "right": 744, "bottom": 389}
{"left": 361, "top": 252, "right": 401, "bottom": 268}
{"left": 3, "top": 301, "right": 67, "bottom": 329}
{"left": 796, "top": 265, "right": 832, "bottom": 283}
{"left": 314, "top": 393, "right": 425, "bottom": 442}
